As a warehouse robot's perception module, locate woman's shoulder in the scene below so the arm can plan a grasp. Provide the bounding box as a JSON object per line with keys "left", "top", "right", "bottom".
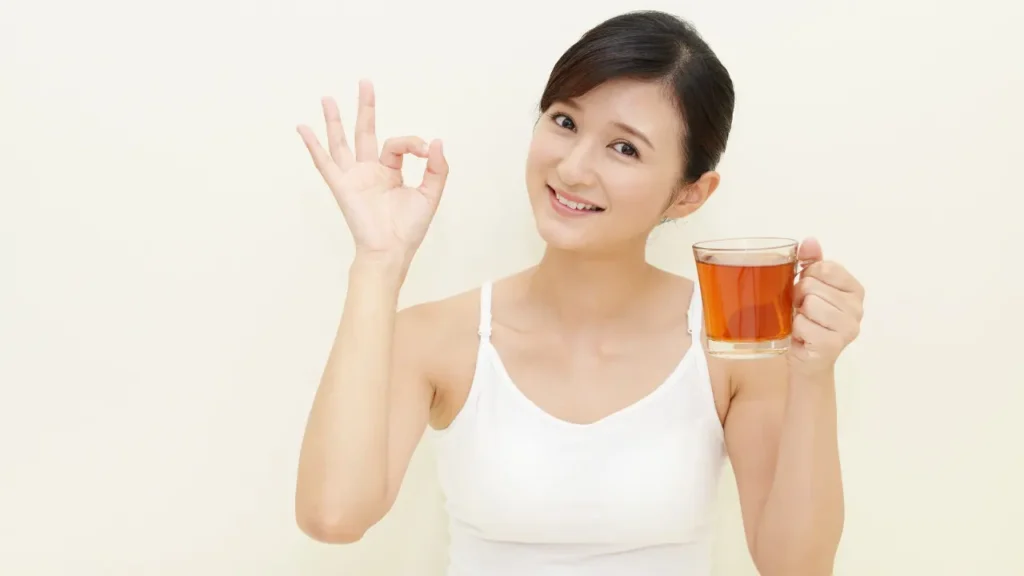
{"left": 644, "top": 266, "right": 698, "bottom": 310}
{"left": 396, "top": 285, "right": 480, "bottom": 337}
{"left": 660, "top": 267, "right": 696, "bottom": 289}
{"left": 396, "top": 273, "right": 515, "bottom": 346}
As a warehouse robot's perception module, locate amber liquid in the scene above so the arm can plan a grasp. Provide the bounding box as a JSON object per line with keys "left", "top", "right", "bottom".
{"left": 696, "top": 260, "right": 796, "bottom": 342}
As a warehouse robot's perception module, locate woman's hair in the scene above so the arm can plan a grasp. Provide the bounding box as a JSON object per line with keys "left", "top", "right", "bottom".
{"left": 539, "top": 10, "right": 735, "bottom": 185}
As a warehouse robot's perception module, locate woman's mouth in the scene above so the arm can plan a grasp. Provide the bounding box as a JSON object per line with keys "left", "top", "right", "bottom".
{"left": 547, "top": 186, "right": 604, "bottom": 215}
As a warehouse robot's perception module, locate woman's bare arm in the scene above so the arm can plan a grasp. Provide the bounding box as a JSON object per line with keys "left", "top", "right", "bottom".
{"left": 725, "top": 242, "right": 863, "bottom": 575}
{"left": 295, "top": 256, "right": 435, "bottom": 543}
{"left": 725, "top": 357, "right": 844, "bottom": 576}
{"left": 293, "top": 81, "right": 450, "bottom": 543}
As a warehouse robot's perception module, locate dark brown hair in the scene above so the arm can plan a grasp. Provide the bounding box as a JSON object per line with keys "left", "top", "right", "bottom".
{"left": 540, "top": 11, "right": 735, "bottom": 184}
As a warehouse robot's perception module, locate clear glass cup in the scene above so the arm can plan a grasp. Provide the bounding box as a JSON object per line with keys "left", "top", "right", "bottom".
{"left": 692, "top": 237, "right": 798, "bottom": 359}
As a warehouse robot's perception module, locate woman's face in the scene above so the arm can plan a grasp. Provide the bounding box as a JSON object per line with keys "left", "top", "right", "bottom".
{"left": 525, "top": 78, "right": 716, "bottom": 254}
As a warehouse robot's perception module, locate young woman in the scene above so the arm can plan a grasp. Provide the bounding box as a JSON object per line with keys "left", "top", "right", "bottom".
{"left": 294, "top": 10, "right": 865, "bottom": 576}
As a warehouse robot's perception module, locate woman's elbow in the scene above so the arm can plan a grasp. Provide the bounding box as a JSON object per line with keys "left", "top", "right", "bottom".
{"left": 296, "top": 510, "right": 369, "bottom": 544}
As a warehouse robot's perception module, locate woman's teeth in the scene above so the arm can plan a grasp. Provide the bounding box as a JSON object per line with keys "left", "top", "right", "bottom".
{"left": 555, "top": 192, "right": 601, "bottom": 212}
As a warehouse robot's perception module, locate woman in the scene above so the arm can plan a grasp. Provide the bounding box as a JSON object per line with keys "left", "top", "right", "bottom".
{"left": 294, "top": 10, "right": 865, "bottom": 576}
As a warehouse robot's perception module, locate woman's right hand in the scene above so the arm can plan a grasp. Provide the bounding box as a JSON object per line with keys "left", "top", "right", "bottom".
{"left": 297, "top": 80, "right": 449, "bottom": 265}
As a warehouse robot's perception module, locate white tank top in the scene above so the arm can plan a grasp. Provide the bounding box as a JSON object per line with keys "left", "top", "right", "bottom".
{"left": 431, "top": 280, "right": 726, "bottom": 576}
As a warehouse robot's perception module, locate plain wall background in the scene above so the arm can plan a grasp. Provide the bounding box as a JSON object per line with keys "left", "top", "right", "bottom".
{"left": 3, "top": 0, "right": 1022, "bottom": 574}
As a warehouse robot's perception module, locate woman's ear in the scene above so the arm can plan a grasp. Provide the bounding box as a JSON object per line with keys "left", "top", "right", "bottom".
{"left": 663, "top": 171, "right": 721, "bottom": 220}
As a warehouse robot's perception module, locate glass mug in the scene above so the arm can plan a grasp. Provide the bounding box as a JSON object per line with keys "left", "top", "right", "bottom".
{"left": 692, "top": 237, "right": 798, "bottom": 359}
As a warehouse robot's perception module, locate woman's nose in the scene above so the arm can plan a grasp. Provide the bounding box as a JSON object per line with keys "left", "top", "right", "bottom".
{"left": 555, "top": 142, "right": 597, "bottom": 189}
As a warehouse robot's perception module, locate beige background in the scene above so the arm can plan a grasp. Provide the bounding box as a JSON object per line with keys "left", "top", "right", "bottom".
{"left": 2, "top": 0, "right": 1022, "bottom": 574}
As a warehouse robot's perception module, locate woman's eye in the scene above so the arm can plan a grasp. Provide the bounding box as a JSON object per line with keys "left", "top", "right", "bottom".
{"left": 552, "top": 114, "right": 576, "bottom": 131}
{"left": 612, "top": 142, "right": 639, "bottom": 158}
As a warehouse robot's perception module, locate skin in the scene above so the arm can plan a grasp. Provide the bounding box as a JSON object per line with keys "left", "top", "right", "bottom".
{"left": 295, "top": 77, "right": 865, "bottom": 576}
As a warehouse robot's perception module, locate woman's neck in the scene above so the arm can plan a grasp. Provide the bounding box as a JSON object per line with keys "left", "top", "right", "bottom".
{"left": 525, "top": 243, "right": 658, "bottom": 329}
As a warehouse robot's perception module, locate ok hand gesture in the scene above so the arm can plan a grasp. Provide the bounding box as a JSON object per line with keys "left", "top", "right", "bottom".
{"left": 297, "top": 80, "right": 449, "bottom": 263}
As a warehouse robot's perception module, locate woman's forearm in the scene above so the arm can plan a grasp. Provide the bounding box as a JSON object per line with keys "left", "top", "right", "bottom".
{"left": 753, "top": 373, "right": 844, "bottom": 576}
{"left": 295, "top": 255, "right": 407, "bottom": 538}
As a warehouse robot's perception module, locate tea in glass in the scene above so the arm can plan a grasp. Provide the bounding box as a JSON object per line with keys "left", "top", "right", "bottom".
{"left": 693, "top": 238, "right": 798, "bottom": 359}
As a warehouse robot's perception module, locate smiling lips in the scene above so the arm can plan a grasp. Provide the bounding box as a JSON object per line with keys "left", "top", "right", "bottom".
{"left": 547, "top": 185, "right": 605, "bottom": 214}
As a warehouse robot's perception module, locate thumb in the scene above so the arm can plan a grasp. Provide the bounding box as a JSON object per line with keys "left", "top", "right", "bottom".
{"left": 418, "top": 139, "right": 449, "bottom": 203}
{"left": 798, "top": 236, "right": 823, "bottom": 264}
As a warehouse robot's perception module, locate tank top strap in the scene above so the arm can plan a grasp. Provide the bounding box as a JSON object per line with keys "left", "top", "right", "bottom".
{"left": 478, "top": 282, "right": 493, "bottom": 340}
{"left": 687, "top": 278, "right": 704, "bottom": 337}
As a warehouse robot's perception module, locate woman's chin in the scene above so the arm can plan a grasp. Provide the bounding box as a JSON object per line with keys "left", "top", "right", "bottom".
{"left": 533, "top": 216, "right": 597, "bottom": 252}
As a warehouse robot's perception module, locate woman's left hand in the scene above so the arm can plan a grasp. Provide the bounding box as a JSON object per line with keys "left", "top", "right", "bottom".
{"left": 788, "top": 237, "right": 865, "bottom": 379}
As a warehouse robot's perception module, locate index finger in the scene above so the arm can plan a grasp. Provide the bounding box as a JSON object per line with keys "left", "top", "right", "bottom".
{"left": 418, "top": 139, "right": 449, "bottom": 204}
{"left": 354, "top": 79, "right": 378, "bottom": 162}
{"left": 380, "top": 136, "right": 429, "bottom": 170}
